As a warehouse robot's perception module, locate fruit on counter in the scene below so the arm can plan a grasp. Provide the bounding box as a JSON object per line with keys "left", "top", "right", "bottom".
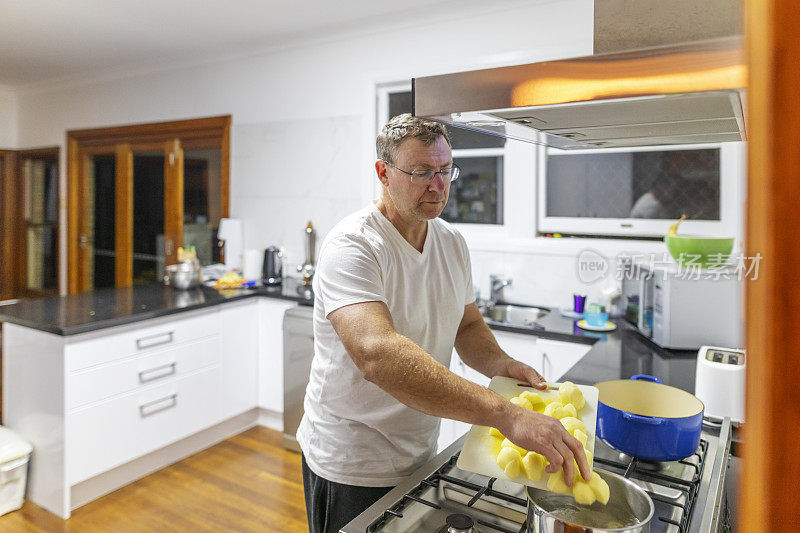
{"left": 667, "top": 214, "right": 687, "bottom": 236}
{"left": 496, "top": 446, "right": 523, "bottom": 478}
{"left": 214, "top": 271, "right": 246, "bottom": 289}
{"left": 509, "top": 396, "right": 534, "bottom": 410}
{"left": 501, "top": 438, "right": 527, "bottom": 456}
{"left": 544, "top": 401, "right": 578, "bottom": 419}
{"left": 521, "top": 451, "right": 547, "bottom": 482}
{"left": 520, "top": 391, "right": 544, "bottom": 408}
{"left": 560, "top": 416, "right": 587, "bottom": 437}
{"left": 557, "top": 381, "right": 585, "bottom": 410}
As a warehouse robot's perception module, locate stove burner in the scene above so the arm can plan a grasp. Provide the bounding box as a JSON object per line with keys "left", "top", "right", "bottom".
{"left": 436, "top": 513, "right": 475, "bottom": 533}
{"left": 617, "top": 452, "right": 666, "bottom": 472}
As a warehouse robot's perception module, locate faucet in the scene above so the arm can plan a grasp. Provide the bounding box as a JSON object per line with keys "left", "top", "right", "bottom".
{"left": 489, "top": 275, "right": 512, "bottom": 305}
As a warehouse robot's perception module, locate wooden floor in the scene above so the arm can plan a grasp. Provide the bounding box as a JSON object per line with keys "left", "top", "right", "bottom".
{"left": 0, "top": 426, "right": 308, "bottom": 532}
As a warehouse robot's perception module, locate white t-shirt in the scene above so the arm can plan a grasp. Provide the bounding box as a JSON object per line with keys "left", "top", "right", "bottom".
{"left": 296, "top": 202, "right": 475, "bottom": 486}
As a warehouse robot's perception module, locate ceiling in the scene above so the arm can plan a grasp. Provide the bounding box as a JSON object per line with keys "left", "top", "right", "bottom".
{"left": 0, "top": 0, "right": 505, "bottom": 88}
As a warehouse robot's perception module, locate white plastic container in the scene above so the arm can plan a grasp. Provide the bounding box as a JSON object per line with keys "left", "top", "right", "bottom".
{"left": 0, "top": 426, "right": 33, "bottom": 516}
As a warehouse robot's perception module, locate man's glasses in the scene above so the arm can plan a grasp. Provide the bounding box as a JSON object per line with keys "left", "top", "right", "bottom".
{"left": 382, "top": 160, "right": 461, "bottom": 185}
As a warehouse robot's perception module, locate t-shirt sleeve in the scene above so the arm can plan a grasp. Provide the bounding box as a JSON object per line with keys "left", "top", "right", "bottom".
{"left": 456, "top": 231, "right": 476, "bottom": 306}
{"left": 315, "top": 233, "right": 388, "bottom": 318}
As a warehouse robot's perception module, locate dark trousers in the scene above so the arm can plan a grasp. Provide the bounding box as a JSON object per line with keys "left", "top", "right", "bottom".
{"left": 302, "top": 454, "right": 395, "bottom": 533}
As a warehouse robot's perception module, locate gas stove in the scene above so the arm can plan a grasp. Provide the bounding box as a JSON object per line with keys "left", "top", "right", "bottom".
{"left": 342, "top": 418, "right": 732, "bottom": 533}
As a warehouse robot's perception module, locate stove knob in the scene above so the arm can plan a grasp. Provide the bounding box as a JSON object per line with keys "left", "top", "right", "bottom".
{"left": 446, "top": 513, "right": 474, "bottom": 532}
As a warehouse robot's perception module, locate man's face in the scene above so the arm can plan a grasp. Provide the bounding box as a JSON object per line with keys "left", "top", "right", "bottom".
{"left": 380, "top": 136, "right": 452, "bottom": 222}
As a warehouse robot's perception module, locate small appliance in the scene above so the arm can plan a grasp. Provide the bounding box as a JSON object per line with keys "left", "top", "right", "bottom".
{"left": 620, "top": 258, "right": 743, "bottom": 349}
{"left": 694, "top": 345, "right": 746, "bottom": 424}
{"left": 262, "top": 246, "right": 283, "bottom": 286}
{"left": 216, "top": 218, "right": 243, "bottom": 272}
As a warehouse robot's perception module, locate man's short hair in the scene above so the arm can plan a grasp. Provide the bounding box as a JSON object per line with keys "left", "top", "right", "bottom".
{"left": 376, "top": 113, "right": 451, "bottom": 164}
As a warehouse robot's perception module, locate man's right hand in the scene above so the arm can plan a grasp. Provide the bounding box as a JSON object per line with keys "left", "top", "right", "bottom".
{"left": 498, "top": 407, "right": 591, "bottom": 485}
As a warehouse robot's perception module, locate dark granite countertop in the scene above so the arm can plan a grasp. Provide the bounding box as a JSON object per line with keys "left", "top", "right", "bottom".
{"left": 0, "top": 278, "right": 313, "bottom": 336}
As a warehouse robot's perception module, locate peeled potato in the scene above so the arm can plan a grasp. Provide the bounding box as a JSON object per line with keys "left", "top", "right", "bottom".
{"left": 489, "top": 427, "right": 504, "bottom": 439}
{"left": 521, "top": 451, "right": 547, "bottom": 482}
{"left": 546, "top": 470, "right": 574, "bottom": 494}
{"left": 573, "top": 428, "right": 588, "bottom": 448}
{"left": 558, "top": 381, "right": 585, "bottom": 411}
{"left": 560, "top": 416, "right": 587, "bottom": 436}
{"left": 480, "top": 435, "right": 503, "bottom": 456}
{"left": 561, "top": 403, "right": 578, "bottom": 419}
{"left": 497, "top": 446, "right": 523, "bottom": 478}
{"left": 520, "top": 391, "right": 544, "bottom": 407}
{"left": 501, "top": 438, "right": 527, "bottom": 455}
{"left": 509, "top": 396, "right": 533, "bottom": 410}
{"left": 588, "top": 471, "right": 611, "bottom": 504}
{"left": 572, "top": 479, "right": 597, "bottom": 505}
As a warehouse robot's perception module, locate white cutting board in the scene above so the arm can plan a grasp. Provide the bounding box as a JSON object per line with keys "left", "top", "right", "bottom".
{"left": 456, "top": 376, "right": 599, "bottom": 492}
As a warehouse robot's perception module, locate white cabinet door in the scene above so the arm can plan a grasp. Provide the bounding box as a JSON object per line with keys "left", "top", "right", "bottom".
{"left": 537, "top": 338, "right": 592, "bottom": 383}
{"left": 258, "top": 299, "right": 299, "bottom": 412}
{"left": 492, "top": 330, "right": 542, "bottom": 376}
{"left": 219, "top": 299, "right": 260, "bottom": 419}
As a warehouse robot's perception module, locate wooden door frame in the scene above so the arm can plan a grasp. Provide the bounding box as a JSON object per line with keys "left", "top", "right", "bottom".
{"left": 0, "top": 150, "right": 17, "bottom": 301}
{"left": 67, "top": 115, "right": 230, "bottom": 293}
{"left": 741, "top": 1, "right": 800, "bottom": 529}
{"left": 13, "top": 147, "right": 61, "bottom": 298}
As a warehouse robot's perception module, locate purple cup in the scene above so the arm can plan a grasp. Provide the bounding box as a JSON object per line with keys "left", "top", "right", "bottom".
{"left": 573, "top": 294, "right": 587, "bottom": 314}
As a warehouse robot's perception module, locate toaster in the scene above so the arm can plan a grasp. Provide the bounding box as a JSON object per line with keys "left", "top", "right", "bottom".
{"left": 694, "top": 345, "right": 746, "bottom": 424}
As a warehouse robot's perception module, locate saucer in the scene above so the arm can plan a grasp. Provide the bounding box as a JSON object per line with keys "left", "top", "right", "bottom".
{"left": 560, "top": 308, "right": 584, "bottom": 319}
{"left": 577, "top": 319, "right": 617, "bottom": 332}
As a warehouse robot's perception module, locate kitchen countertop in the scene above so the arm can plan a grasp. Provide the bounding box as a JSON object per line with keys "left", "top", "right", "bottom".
{"left": 0, "top": 278, "right": 313, "bottom": 336}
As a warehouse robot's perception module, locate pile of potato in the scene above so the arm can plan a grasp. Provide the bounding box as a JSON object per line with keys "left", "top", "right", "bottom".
{"left": 486, "top": 382, "right": 610, "bottom": 506}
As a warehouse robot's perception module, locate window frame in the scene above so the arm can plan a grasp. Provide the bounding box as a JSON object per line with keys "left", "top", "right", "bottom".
{"left": 536, "top": 142, "right": 745, "bottom": 238}
{"left": 375, "top": 82, "right": 509, "bottom": 228}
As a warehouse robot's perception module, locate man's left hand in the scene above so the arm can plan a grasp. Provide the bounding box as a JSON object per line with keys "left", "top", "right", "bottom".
{"left": 495, "top": 358, "right": 547, "bottom": 390}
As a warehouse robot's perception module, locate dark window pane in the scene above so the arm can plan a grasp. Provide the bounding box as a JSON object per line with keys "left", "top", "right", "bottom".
{"left": 545, "top": 148, "right": 720, "bottom": 220}
{"left": 441, "top": 156, "right": 503, "bottom": 224}
{"left": 26, "top": 227, "right": 57, "bottom": 291}
{"left": 183, "top": 148, "right": 222, "bottom": 265}
{"left": 92, "top": 154, "right": 116, "bottom": 288}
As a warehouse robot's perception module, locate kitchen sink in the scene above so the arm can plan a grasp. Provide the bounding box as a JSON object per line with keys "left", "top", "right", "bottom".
{"left": 481, "top": 304, "right": 550, "bottom": 329}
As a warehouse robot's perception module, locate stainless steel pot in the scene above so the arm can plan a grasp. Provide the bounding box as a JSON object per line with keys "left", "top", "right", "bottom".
{"left": 526, "top": 470, "right": 654, "bottom": 532}
{"left": 163, "top": 262, "right": 203, "bottom": 290}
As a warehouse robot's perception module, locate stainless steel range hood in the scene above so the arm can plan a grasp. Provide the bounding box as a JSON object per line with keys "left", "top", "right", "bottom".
{"left": 413, "top": 3, "right": 746, "bottom": 150}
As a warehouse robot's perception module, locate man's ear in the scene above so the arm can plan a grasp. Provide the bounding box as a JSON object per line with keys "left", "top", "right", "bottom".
{"left": 375, "top": 160, "right": 389, "bottom": 187}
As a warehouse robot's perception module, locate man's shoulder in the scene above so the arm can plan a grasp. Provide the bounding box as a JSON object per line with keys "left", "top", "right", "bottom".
{"left": 322, "top": 205, "right": 385, "bottom": 249}
{"left": 430, "top": 216, "right": 466, "bottom": 246}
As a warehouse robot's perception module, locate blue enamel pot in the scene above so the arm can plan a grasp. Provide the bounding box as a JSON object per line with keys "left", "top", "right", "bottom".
{"left": 595, "top": 375, "right": 705, "bottom": 461}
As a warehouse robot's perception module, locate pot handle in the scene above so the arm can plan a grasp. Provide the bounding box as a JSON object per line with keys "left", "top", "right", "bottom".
{"left": 622, "top": 412, "right": 665, "bottom": 425}
{"left": 630, "top": 374, "right": 662, "bottom": 383}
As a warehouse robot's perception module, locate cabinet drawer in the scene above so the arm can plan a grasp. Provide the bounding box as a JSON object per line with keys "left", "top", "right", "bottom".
{"left": 67, "top": 336, "right": 220, "bottom": 410}
{"left": 67, "top": 365, "right": 221, "bottom": 484}
{"left": 67, "top": 310, "right": 220, "bottom": 371}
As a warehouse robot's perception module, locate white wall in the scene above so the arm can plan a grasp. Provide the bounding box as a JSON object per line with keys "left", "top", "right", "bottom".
{"left": 14, "top": 0, "right": 700, "bottom": 310}
{"left": 0, "top": 86, "right": 18, "bottom": 148}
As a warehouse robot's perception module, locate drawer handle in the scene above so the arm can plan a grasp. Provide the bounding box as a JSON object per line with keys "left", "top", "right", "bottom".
{"left": 138, "top": 361, "right": 177, "bottom": 383}
{"left": 139, "top": 393, "right": 177, "bottom": 417}
{"left": 136, "top": 331, "right": 174, "bottom": 350}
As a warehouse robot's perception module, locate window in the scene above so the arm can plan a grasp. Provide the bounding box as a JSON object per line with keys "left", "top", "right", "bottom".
{"left": 537, "top": 143, "right": 744, "bottom": 238}
{"left": 378, "top": 86, "right": 505, "bottom": 225}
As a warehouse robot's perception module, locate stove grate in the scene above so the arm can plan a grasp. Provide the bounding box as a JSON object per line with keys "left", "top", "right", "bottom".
{"left": 594, "top": 438, "right": 709, "bottom": 533}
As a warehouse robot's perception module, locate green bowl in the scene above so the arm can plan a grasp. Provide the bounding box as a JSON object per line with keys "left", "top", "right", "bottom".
{"left": 664, "top": 235, "right": 734, "bottom": 267}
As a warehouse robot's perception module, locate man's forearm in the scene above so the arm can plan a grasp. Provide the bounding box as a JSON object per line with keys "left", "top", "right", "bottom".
{"left": 361, "top": 331, "right": 518, "bottom": 429}
{"left": 453, "top": 318, "right": 513, "bottom": 378}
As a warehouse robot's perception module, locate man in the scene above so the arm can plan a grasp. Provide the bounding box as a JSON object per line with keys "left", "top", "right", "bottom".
{"left": 297, "top": 114, "right": 589, "bottom": 533}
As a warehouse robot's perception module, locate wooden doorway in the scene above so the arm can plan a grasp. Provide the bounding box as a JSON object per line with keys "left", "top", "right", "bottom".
{"left": 67, "top": 116, "right": 230, "bottom": 293}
